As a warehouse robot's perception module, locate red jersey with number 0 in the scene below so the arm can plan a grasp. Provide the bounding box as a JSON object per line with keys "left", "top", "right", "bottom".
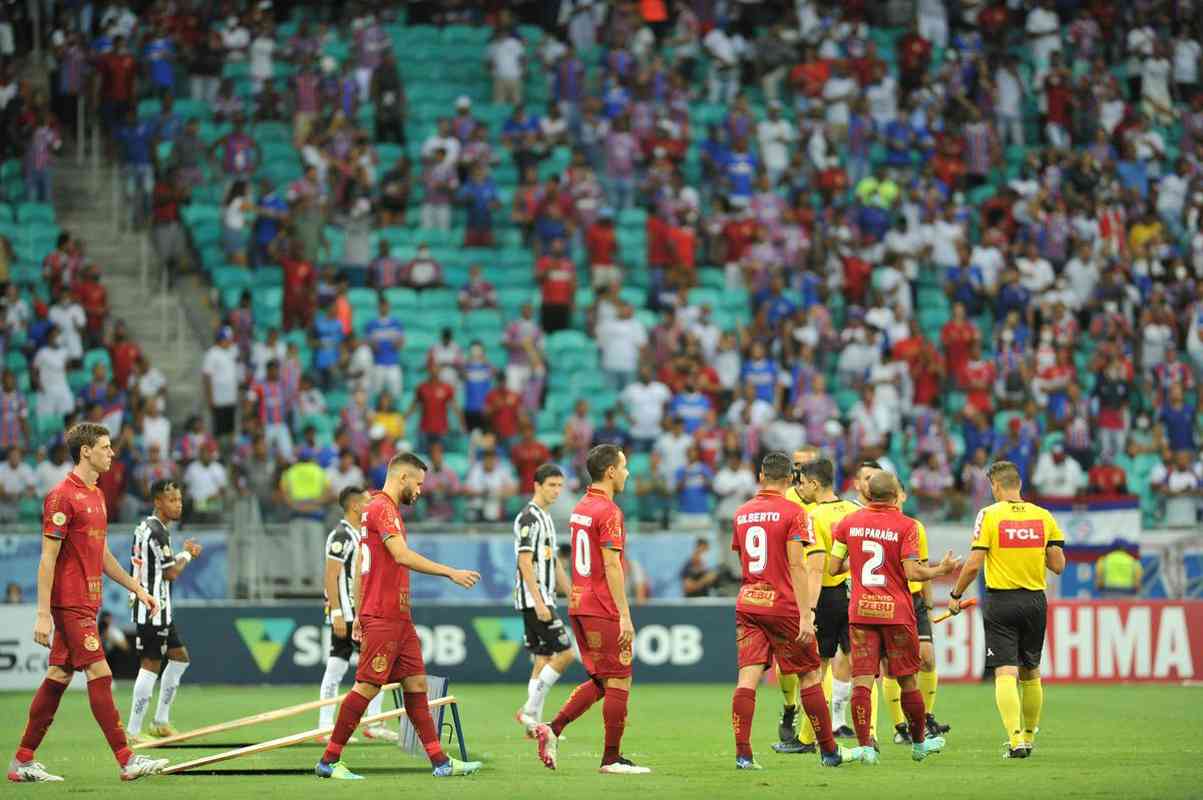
{"left": 43, "top": 472, "right": 109, "bottom": 611}
{"left": 832, "top": 503, "right": 919, "bottom": 627}
{"left": 568, "top": 487, "right": 625, "bottom": 620}
{"left": 731, "top": 490, "right": 814, "bottom": 618}
{"left": 358, "top": 491, "right": 411, "bottom": 621}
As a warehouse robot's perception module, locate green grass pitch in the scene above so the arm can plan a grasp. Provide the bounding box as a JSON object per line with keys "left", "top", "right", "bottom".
{"left": 3, "top": 682, "right": 1201, "bottom": 798}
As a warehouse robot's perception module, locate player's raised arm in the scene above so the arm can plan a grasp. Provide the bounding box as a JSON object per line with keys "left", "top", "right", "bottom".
{"left": 902, "top": 550, "right": 962, "bottom": 583}
{"left": 382, "top": 534, "right": 480, "bottom": 588}
{"left": 32, "top": 535, "right": 62, "bottom": 647}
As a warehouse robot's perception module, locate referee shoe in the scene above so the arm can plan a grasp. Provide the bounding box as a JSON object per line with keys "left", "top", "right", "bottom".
{"left": 1002, "top": 743, "right": 1031, "bottom": 759}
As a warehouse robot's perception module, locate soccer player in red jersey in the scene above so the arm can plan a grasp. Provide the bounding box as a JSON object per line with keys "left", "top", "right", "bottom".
{"left": 533, "top": 444, "right": 649, "bottom": 774}
{"left": 315, "top": 452, "right": 483, "bottom": 780}
{"left": 9, "top": 423, "right": 169, "bottom": 783}
{"left": 829, "top": 472, "right": 960, "bottom": 764}
{"left": 729, "top": 452, "right": 866, "bottom": 770}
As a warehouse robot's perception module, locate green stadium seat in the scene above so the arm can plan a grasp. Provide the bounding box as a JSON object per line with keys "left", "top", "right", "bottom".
{"left": 16, "top": 203, "right": 55, "bottom": 224}
{"left": 383, "top": 288, "right": 419, "bottom": 311}
{"left": 82, "top": 349, "right": 112, "bottom": 376}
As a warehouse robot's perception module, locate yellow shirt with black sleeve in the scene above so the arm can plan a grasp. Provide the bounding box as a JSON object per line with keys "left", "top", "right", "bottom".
{"left": 907, "top": 519, "right": 930, "bottom": 595}
{"left": 784, "top": 486, "right": 815, "bottom": 513}
{"left": 805, "top": 499, "right": 860, "bottom": 587}
{"left": 971, "top": 501, "right": 1065, "bottom": 591}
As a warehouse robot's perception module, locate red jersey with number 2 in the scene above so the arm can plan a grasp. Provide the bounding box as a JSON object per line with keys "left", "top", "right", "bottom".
{"left": 731, "top": 490, "right": 813, "bottom": 618}
{"left": 568, "top": 487, "right": 625, "bottom": 620}
{"left": 832, "top": 503, "right": 919, "bottom": 627}
{"left": 358, "top": 491, "right": 411, "bottom": 621}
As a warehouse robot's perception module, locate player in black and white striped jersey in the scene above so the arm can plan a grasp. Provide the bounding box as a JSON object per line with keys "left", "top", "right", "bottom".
{"left": 126, "top": 480, "right": 202, "bottom": 743}
{"left": 316, "top": 486, "right": 396, "bottom": 743}
{"left": 514, "top": 464, "right": 575, "bottom": 736}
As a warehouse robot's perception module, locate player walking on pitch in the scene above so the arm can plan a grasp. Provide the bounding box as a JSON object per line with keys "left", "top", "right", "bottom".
{"left": 9, "top": 423, "right": 169, "bottom": 782}
{"left": 946, "top": 461, "right": 1065, "bottom": 759}
{"left": 315, "top": 453, "right": 483, "bottom": 780}
{"left": 533, "top": 444, "right": 649, "bottom": 774}
{"left": 729, "top": 452, "right": 867, "bottom": 770}
{"left": 127, "top": 480, "right": 202, "bottom": 743}
{"left": 317, "top": 486, "right": 397, "bottom": 742}
{"left": 513, "top": 464, "right": 576, "bottom": 734}
{"left": 828, "top": 471, "right": 959, "bottom": 764}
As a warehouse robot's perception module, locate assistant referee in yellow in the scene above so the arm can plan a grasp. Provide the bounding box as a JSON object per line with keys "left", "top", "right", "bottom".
{"left": 947, "top": 461, "right": 1065, "bottom": 759}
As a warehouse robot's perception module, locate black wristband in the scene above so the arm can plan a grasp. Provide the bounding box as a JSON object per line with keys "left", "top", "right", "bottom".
{"left": 949, "top": 591, "right": 963, "bottom": 600}
{"left": 810, "top": 607, "right": 817, "bottom": 613}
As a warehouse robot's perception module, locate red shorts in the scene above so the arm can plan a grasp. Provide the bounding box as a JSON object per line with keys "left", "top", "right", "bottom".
{"left": 849, "top": 623, "right": 921, "bottom": 679}
{"left": 736, "top": 611, "right": 821, "bottom": 676}
{"left": 49, "top": 606, "right": 106, "bottom": 671}
{"left": 570, "top": 615, "right": 632, "bottom": 679}
{"left": 355, "top": 616, "right": 424, "bottom": 684}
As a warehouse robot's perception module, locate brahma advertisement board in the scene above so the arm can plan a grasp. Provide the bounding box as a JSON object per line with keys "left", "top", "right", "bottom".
{"left": 156, "top": 601, "right": 1203, "bottom": 686}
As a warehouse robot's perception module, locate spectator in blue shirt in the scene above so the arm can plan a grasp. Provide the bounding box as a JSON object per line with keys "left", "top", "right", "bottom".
{"left": 253, "top": 178, "right": 289, "bottom": 266}
{"left": 592, "top": 408, "right": 631, "bottom": 450}
{"left": 995, "top": 269, "right": 1031, "bottom": 321}
{"left": 741, "top": 341, "right": 781, "bottom": 404}
{"left": 115, "top": 108, "right": 156, "bottom": 225}
{"left": 1159, "top": 385, "right": 1197, "bottom": 452}
{"left": 462, "top": 342, "right": 494, "bottom": 433}
{"left": 670, "top": 375, "right": 712, "bottom": 435}
{"left": 675, "top": 447, "right": 715, "bottom": 517}
{"left": 756, "top": 276, "right": 797, "bottom": 326}
{"left": 312, "top": 304, "right": 345, "bottom": 390}
{"left": 142, "top": 25, "right": 176, "bottom": 93}
{"left": 458, "top": 164, "right": 500, "bottom": 247}
{"left": 883, "top": 117, "right": 913, "bottom": 167}
{"left": 502, "top": 105, "right": 541, "bottom": 146}
{"left": 721, "top": 137, "right": 758, "bottom": 200}
{"left": 363, "top": 298, "right": 405, "bottom": 400}
{"left": 1115, "top": 141, "right": 1149, "bottom": 197}
{"left": 945, "top": 245, "right": 986, "bottom": 316}
{"left": 297, "top": 426, "right": 337, "bottom": 469}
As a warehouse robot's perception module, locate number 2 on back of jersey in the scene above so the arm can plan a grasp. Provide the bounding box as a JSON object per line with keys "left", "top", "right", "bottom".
{"left": 574, "top": 527, "right": 590, "bottom": 576}
{"left": 861, "top": 540, "right": 886, "bottom": 587}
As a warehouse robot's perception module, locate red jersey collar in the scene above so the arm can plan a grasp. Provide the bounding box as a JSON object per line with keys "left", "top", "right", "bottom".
{"left": 67, "top": 472, "right": 95, "bottom": 491}
{"left": 866, "top": 502, "right": 897, "bottom": 512}
{"left": 374, "top": 489, "right": 399, "bottom": 510}
{"left": 755, "top": 488, "right": 784, "bottom": 498}
{"left": 586, "top": 487, "right": 611, "bottom": 498}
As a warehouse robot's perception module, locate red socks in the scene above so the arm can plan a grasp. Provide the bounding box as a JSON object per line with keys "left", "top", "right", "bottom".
{"left": 901, "top": 688, "right": 927, "bottom": 744}
{"left": 731, "top": 687, "right": 755, "bottom": 760}
{"left": 322, "top": 689, "right": 370, "bottom": 763}
{"left": 403, "top": 691, "right": 448, "bottom": 766}
{"left": 601, "top": 687, "right": 629, "bottom": 764}
{"left": 851, "top": 684, "right": 874, "bottom": 747}
{"left": 86, "top": 675, "right": 132, "bottom": 766}
{"left": 550, "top": 680, "right": 605, "bottom": 737}
{"left": 15, "top": 678, "right": 69, "bottom": 763}
{"left": 799, "top": 683, "right": 836, "bottom": 754}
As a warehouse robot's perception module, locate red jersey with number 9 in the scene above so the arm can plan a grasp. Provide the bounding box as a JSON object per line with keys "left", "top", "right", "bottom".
{"left": 568, "top": 487, "right": 625, "bottom": 620}
{"left": 731, "top": 490, "right": 814, "bottom": 618}
{"left": 832, "top": 503, "right": 920, "bottom": 627}
{"left": 358, "top": 491, "right": 411, "bottom": 621}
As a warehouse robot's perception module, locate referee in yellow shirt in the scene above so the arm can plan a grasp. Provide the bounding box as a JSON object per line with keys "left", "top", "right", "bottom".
{"left": 947, "top": 461, "right": 1066, "bottom": 759}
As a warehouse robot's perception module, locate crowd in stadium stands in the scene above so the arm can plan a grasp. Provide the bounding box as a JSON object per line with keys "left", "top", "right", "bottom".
{"left": 1, "top": 1, "right": 1202, "bottom": 533}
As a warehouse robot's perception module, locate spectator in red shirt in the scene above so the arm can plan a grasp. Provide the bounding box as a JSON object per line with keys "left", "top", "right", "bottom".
{"left": 279, "top": 238, "right": 316, "bottom": 331}
{"left": 73, "top": 265, "right": 108, "bottom": 346}
{"left": 95, "top": 35, "right": 138, "bottom": 134}
{"left": 108, "top": 321, "right": 142, "bottom": 390}
{"left": 151, "top": 167, "right": 190, "bottom": 288}
{"left": 940, "top": 302, "right": 980, "bottom": 383}
{"left": 407, "top": 365, "right": 463, "bottom": 452}
{"left": 720, "top": 205, "right": 757, "bottom": 265}
{"left": 484, "top": 379, "right": 523, "bottom": 449}
{"left": 585, "top": 208, "right": 620, "bottom": 288}
{"left": 1088, "top": 453, "right": 1129, "bottom": 494}
{"left": 535, "top": 237, "right": 576, "bottom": 333}
{"left": 1042, "top": 55, "right": 1074, "bottom": 148}
{"left": 893, "top": 320, "right": 944, "bottom": 407}
{"left": 509, "top": 421, "right": 551, "bottom": 492}
{"left": 897, "top": 23, "right": 932, "bottom": 93}
{"left": 959, "top": 341, "right": 997, "bottom": 414}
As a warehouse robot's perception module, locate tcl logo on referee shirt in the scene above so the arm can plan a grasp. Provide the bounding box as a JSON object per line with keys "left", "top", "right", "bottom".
{"left": 999, "top": 520, "right": 1045, "bottom": 548}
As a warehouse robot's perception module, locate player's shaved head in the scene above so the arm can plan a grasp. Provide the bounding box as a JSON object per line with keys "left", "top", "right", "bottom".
{"left": 760, "top": 451, "right": 793, "bottom": 485}
{"left": 867, "top": 471, "right": 900, "bottom": 503}
{"left": 338, "top": 485, "right": 365, "bottom": 510}
{"left": 388, "top": 452, "right": 428, "bottom": 475}
{"left": 987, "top": 460, "right": 1022, "bottom": 489}
{"left": 801, "top": 457, "right": 835, "bottom": 488}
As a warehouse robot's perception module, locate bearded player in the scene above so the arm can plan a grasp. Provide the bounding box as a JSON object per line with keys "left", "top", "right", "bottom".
{"left": 533, "top": 444, "right": 649, "bottom": 774}
{"left": 9, "top": 423, "right": 169, "bottom": 782}
{"left": 729, "top": 452, "right": 866, "bottom": 770}
{"left": 315, "top": 453, "right": 483, "bottom": 780}
{"left": 829, "top": 471, "right": 959, "bottom": 764}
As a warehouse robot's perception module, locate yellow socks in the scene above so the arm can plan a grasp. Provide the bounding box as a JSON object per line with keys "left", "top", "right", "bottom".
{"left": 869, "top": 679, "right": 880, "bottom": 740}
{"left": 995, "top": 675, "right": 1023, "bottom": 748}
{"left": 778, "top": 669, "right": 799, "bottom": 709}
{"left": 1019, "top": 677, "right": 1042, "bottom": 745}
{"left": 919, "top": 669, "right": 938, "bottom": 714}
{"left": 882, "top": 676, "right": 905, "bottom": 727}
